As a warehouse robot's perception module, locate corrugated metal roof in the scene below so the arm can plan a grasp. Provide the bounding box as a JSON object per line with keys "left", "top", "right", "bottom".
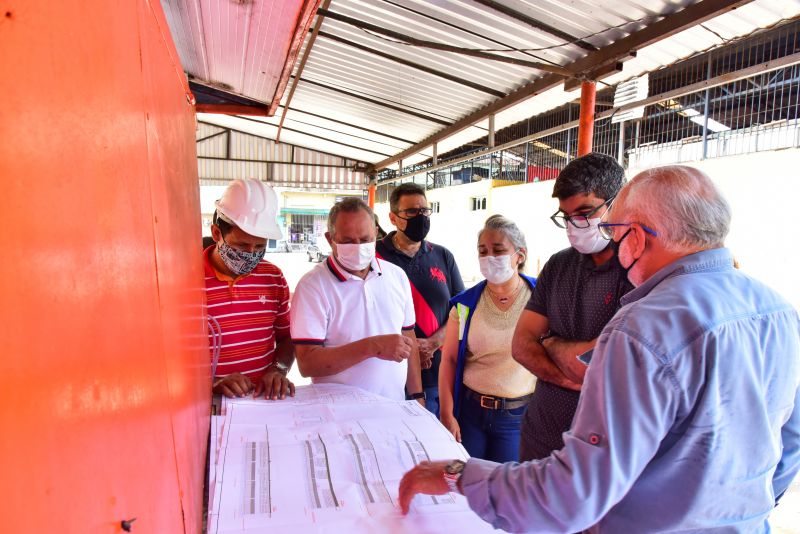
{"left": 196, "top": 121, "right": 366, "bottom": 189}
{"left": 161, "top": 0, "right": 316, "bottom": 112}
{"left": 477, "top": 0, "right": 800, "bottom": 171}
{"left": 168, "top": 0, "right": 800, "bottom": 169}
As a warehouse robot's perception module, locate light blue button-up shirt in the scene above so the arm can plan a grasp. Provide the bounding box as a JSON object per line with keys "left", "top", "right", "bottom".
{"left": 462, "top": 248, "right": 800, "bottom": 533}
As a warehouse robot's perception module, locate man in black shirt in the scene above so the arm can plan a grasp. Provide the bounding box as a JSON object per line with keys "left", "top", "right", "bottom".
{"left": 512, "top": 153, "right": 633, "bottom": 461}
{"left": 377, "top": 183, "right": 464, "bottom": 416}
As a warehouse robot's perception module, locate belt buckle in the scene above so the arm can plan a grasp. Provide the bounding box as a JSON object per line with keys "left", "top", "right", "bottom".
{"left": 480, "top": 395, "right": 500, "bottom": 410}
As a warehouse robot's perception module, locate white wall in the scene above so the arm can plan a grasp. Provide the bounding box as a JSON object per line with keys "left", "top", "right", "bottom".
{"left": 430, "top": 180, "right": 573, "bottom": 283}
{"left": 199, "top": 185, "right": 228, "bottom": 236}
{"left": 378, "top": 179, "right": 572, "bottom": 284}
{"left": 376, "top": 180, "right": 499, "bottom": 284}
{"left": 491, "top": 181, "right": 571, "bottom": 279}
{"left": 378, "top": 149, "right": 800, "bottom": 309}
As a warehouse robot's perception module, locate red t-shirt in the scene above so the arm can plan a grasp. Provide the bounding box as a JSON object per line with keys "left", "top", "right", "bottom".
{"left": 204, "top": 246, "right": 290, "bottom": 380}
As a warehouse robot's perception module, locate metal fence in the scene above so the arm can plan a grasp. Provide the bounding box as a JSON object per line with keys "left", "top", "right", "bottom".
{"left": 631, "top": 21, "right": 800, "bottom": 167}
{"left": 378, "top": 19, "right": 800, "bottom": 199}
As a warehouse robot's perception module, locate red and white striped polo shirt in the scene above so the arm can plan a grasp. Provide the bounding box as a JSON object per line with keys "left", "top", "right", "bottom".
{"left": 204, "top": 245, "right": 290, "bottom": 380}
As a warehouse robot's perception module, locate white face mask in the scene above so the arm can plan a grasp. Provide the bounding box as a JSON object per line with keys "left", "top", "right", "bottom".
{"left": 566, "top": 217, "right": 609, "bottom": 255}
{"left": 335, "top": 242, "right": 375, "bottom": 271}
{"left": 479, "top": 254, "right": 516, "bottom": 284}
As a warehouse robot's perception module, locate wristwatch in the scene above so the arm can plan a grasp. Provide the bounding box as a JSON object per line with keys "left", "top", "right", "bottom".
{"left": 443, "top": 459, "right": 466, "bottom": 493}
{"left": 406, "top": 391, "right": 426, "bottom": 401}
{"left": 268, "top": 361, "right": 289, "bottom": 375}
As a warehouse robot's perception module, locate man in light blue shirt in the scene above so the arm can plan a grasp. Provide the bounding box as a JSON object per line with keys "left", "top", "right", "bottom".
{"left": 399, "top": 165, "right": 800, "bottom": 532}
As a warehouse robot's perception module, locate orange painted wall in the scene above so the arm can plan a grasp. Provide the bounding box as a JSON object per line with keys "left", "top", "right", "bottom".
{"left": 0, "top": 1, "right": 209, "bottom": 532}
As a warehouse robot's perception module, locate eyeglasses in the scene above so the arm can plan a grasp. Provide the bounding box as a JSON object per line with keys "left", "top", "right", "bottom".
{"left": 597, "top": 222, "right": 659, "bottom": 240}
{"left": 550, "top": 197, "right": 614, "bottom": 229}
{"left": 396, "top": 207, "right": 432, "bottom": 218}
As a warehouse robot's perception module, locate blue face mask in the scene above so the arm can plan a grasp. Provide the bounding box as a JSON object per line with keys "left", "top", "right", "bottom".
{"left": 217, "top": 239, "right": 264, "bottom": 275}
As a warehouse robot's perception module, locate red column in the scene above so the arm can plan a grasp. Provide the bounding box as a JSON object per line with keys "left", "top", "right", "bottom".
{"left": 578, "top": 80, "right": 596, "bottom": 157}
{"left": 367, "top": 173, "right": 377, "bottom": 208}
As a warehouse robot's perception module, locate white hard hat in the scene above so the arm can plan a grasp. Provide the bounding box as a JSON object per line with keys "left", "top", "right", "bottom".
{"left": 215, "top": 179, "right": 282, "bottom": 240}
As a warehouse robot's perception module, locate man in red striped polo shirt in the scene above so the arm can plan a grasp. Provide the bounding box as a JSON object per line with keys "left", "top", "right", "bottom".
{"left": 205, "top": 179, "right": 295, "bottom": 400}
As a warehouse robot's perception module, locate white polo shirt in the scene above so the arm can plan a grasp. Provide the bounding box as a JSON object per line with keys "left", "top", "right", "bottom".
{"left": 290, "top": 255, "right": 416, "bottom": 400}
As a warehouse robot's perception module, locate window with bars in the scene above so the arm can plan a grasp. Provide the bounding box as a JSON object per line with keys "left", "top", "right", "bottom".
{"left": 471, "top": 197, "right": 487, "bottom": 211}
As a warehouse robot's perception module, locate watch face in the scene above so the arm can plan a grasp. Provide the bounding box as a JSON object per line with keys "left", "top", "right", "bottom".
{"left": 444, "top": 460, "right": 466, "bottom": 475}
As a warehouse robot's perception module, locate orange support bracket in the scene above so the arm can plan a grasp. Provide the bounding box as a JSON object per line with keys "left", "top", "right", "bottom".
{"left": 367, "top": 175, "right": 377, "bottom": 209}
{"left": 577, "top": 80, "right": 596, "bottom": 157}
{"left": 195, "top": 103, "right": 271, "bottom": 116}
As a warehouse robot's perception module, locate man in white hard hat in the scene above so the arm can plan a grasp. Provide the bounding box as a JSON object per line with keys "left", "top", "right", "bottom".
{"left": 204, "top": 179, "right": 295, "bottom": 400}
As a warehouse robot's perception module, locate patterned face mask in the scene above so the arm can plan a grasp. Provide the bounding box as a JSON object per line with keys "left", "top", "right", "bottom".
{"left": 217, "top": 238, "right": 265, "bottom": 275}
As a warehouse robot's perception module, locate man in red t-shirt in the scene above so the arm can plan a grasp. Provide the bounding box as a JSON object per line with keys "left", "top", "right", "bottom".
{"left": 205, "top": 179, "right": 295, "bottom": 400}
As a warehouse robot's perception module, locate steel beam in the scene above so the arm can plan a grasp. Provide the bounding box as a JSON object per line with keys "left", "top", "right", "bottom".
{"left": 277, "top": 0, "right": 330, "bottom": 142}
{"left": 197, "top": 120, "right": 372, "bottom": 164}
{"left": 374, "top": 0, "right": 754, "bottom": 170}
{"left": 280, "top": 105, "right": 417, "bottom": 144}
{"left": 471, "top": 0, "right": 597, "bottom": 52}
{"left": 317, "top": 8, "right": 573, "bottom": 76}
{"left": 380, "top": 48, "right": 800, "bottom": 184}
{"left": 300, "top": 78, "right": 453, "bottom": 125}
{"left": 317, "top": 31, "right": 504, "bottom": 97}
{"left": 198, "top": 156, "right": 353, "bottom": 168}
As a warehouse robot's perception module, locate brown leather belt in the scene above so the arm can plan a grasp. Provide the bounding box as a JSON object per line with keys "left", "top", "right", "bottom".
{"left": 463, "top": 386, "right": 533, "bottom": 410}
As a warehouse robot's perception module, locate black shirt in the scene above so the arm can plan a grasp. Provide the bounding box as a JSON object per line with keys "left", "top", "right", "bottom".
{"left": 376, "top": 232, "right": 464, "bottom": 388}
{"left": 520, "top": 246, "right": 633, "bottom": 460}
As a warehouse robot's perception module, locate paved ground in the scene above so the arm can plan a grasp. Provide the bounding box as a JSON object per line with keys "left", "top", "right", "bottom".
{"left": 773, "top": 479, "right": 800, "bottom": 533}
{"left": 263, "top": 250, "right": 320, "bottom": 387}
{"left": 264, "top": 250, "right": 320, "bottom": 293}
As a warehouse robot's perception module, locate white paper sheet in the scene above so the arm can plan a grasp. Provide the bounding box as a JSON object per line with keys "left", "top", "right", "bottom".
{"left": 207, "top": 384, "right": 504, "bottom": 533}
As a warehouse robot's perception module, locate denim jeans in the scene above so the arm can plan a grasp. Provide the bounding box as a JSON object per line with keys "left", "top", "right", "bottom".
{"left": 424, "top": 386, "right": 440, "bottom": 418}
{"left": 458, "top": 389, "right": 526, "bottom": 463}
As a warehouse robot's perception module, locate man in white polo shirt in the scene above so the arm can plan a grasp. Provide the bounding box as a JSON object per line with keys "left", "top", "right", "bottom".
{"left": 291, "top": 197, "right": 424, "bottom": 402}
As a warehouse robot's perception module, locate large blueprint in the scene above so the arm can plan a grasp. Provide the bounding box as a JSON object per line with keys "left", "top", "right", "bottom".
{"left": 207, "top": 384, "right": 503, "bottom": 533}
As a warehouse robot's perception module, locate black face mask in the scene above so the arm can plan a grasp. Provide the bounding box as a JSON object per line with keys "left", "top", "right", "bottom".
{"left": 611, "top": 228, "right": 638, "bottom": 275}
{"left": 401, "top": 214, "right": 431, "bottom": 243}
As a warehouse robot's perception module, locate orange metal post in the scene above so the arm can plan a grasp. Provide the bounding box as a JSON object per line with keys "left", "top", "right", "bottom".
{"left": 577, "top": 80, "right": 597, "bottom": 156}
{"left": 0, "top": 1, "right": 208, "bottom": 532}
{"left": 368, "top": 182, "right": 377, "bottom": 208}
{"left": 367, "top": 174, "right": 377, "bottom": 208}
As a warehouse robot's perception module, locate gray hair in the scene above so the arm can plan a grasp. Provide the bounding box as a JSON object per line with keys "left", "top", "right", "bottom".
{"left": 327, "top": 197, "right": 375, "bottom": 237}
{"left": 616, "top": 165, "right": 731, "bottom": 252}
{"left": 479, "top": 214, "right": 528, "bottom": 270}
